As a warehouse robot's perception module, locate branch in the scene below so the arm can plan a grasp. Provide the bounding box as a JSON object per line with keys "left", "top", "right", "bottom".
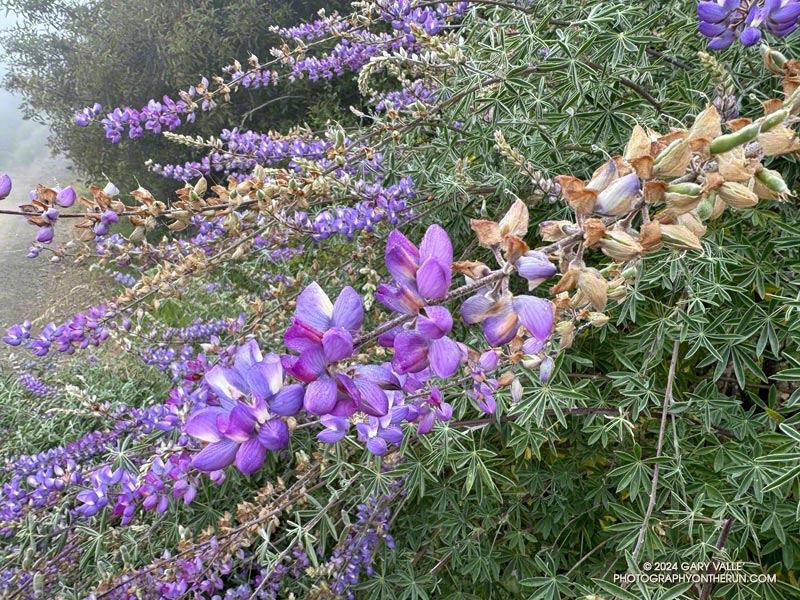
{"left": 631, "top": 338, "right": 681, "bottom": 562}
{"left": 699, "top": 516, "right": 735, "bottom": 600}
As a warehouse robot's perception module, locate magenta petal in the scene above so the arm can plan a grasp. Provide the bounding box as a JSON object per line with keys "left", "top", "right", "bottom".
{"left": 419, "top": 224, "right": 453, "bottom": 266}
{"left": 295, "top": 282, "right": 333, "bottom": 331}
{"left": 417, "top": 306, "right": 453, "bottom": 340}
{"left": 205, "top": 365, "right": 247, "bottom": 406}
{"left": 460, "top": 294, "right": 494, "bottom": 324}
{"left": 192, "top": 439, "right": 239, "bottom": 472}
{"left": 290, "top": 346, "right": 329, "bottom": 382}
{"left": 233, "top": 339, "right": 263, "bottom": 374}
{"left": 428, "top": 336, "right": 462, "bottom": 378}
{"left": 392, "top": 331, "right": 430, "bottom": 374}
{"left": 270, "top": 384, "right": 304, "bottom": 416}
{"left": 330, "top": 395, "right": 359, "bottom": 417}
{"left": 304, "top": 375, "right": 338, "bottom": 415}
{"left": 322, "top": 327, "right": 354, "bottom": 363}
{"left": 258, "top": 419, "right": 290, "bottom": 451}
{"left": 331, "top": 286, "right": 363, "bottom": 332}
{"left": 513, "top": 295, "right": 554, "bottom": 340}
{"left": 385, "top": 229, "right": 420, "bottom": 285}
{"left": 236, "top": 438, "right": 267, "bottom": 474}
{"left": 184, "top": 407, "right": 226, "bottom": 443}
{"left": 244, "top": 356, "right": 284, "bottom": 402}
{"left": 436, "top": 402, "right": 453, "bottom": 421}
{"left": 416, "top": 258, "right": 450, "bottom": 299}
{"left": 219, "top": 404, "right": 256, "bottom": 442}
{"left": 284, "top": 318, "right": 324, "bottom": 353}
{"left": 354, "top": 380, "right": 389, "bottom": 416}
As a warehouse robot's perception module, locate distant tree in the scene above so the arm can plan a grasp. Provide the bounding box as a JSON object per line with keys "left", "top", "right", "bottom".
{"left": 0, "top": 0, "right": 358, "bottom": 195}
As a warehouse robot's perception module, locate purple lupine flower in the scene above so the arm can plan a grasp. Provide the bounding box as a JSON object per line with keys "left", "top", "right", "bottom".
{"left": 185, "top": 340, "right": 303, "bottom": 474}
{"left": 461, "top": 293, "right": 554, "bottom": 350}
{"left": 515, "top": 250, "right": 557, "bottom": 289}
{"left": 56, "top": 186, "right": 76, "bottom": 208}
{"left": 409, "top": 386, "right": 452, "bottom": 434}
{"left": 317, "top": 415, "right": 350, "bottom": 443}
{"left": 355, "top": 392, "right": 407, "bottom": 455}
{"left": 0, "top": 174, "right": 11, "bottom": 200}
{"left": 698, "top": 0, "right": 800, "bottom": 49}
{"left": 391, "top": 306, "right": 464, "bottom": 378}
{"left": 375, "top": 224, "right": 453, "bottom": 315}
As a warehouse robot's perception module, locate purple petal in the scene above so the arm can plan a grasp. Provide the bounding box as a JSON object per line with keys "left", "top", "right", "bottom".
{"left": 295, "top": 282, "right": 333, "bottom": 331}
{"left": 354, "top": 364, "right": 401, "bottom": 389}
{"left": 417, "top": 306, "right": 453, "bottom": 340}
{"left": 192, "top": 439, "right": 239, "bottom": 472}
{"left": 289, "top": 346, "right": 329, "bottom": 382}
{"left": 219, "top": 404, "right": 256, "bottom": 442}
{"left": 284, "top": 318, "right": 324, "bottom": 353}
{"left": 739, "top": 26, "right": 761, "bottom": 46}
{"left": 381, "top": 425, "right": 404, "bottom": 446}
{"left": 516, "top": 252, "right": 557, "bottom": 287}
{"left": 270, "top": 384, "right": 304, "bottom": 416}
{"left": 244, "top": 356, "right": 284, "bottom": 402}
{"left": 385, "top": 229, "right": 420, "bottom": 285}
{"left": 184, "top": 407, "right": 226, "bottom": 443}
{"left": 257, "top": 419, "right": 290, "bottom": 451}
{"left": 513, "top": 295, "right": 553, "bottom": 340}
{"left": 707, "top": 29, "right": 735, "bottom": 50}
{"left": 460, "top": 294, "right": 495, "bottom": 324}
{"left": 417, "top": 408, "right": 435, "bottom": 434}
{"left": 416, "top": 258, "right": 451, "bottom": 299}
{"left": 375, "top": 283, "right": 423, "bottom": 315}
{"left": 317, "top": 428, "right": 347, "bottom": 443}
{"left": 419, "top": 224, "right": 453, "bottom": 266}
{"left": 205, "top": 365, "right": 247, "bottom": 406}
{"left": 366, "top": 436, "right": 389, "bottom": 455}
{"left": 523, "top": 336, "right": 546, "bottom": 355}
{"left": 698, "top": 1, "right": 732, "bottom": 23}
{"left": 304, "top": 375, "right": 338, "bottom": 415}
{"left": 436, "top": 402, "right": 453, "bottom": 421}
{"left": 233, "top": 339, "right": 263, "bottom": 373}
{"left": 482, "top": 302, "right": 519, "bottom": 346}
{"left": 392, "top": 331, "right": 430, "bottom": 374}
{"left": 0, "top": 174, "right": 11, "bottom": 199}
{"left": 428, "top": 336, "right": 462, "bottom": 378}
{"left": 236, "top": 438, "right": 267, "bottom": 474}
{"left": 331, "top": 286, "right": 363, "bottom": 332}
{"left": 354, "top": 379, "right": 389, "bottom": 416}
{"left": 698, "top": 20, "right": 728, "bottom": 37}
{"left": 322, "top": 327, "right": 354, "bottom": 363}
{"left": 56, "top": 186, "right": 76, "bottom": 208}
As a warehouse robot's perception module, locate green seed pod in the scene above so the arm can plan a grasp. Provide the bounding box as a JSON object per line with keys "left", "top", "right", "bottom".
{"left": 756, "top": 168, "right": 790, "bottom": 195}
{"left": 709, "top": 123, "right": 761, "bottom": 154}
{"left": 761, "top": 44, "right": 788, "bottom": 74}
{"left": 666, "top": 182, "right": 702, "bottom": 196}
{"left": 760, "top": 109, "right": 789, "bottom": 133}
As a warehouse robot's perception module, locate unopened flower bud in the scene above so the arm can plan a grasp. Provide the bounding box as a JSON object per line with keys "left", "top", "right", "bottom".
{"left": 594, "top": 173, "right": 640, "bottom": 217}
{"left": 586, "top": 159, "right": 617, "bottom": 192}
{"left": 511, "top": 378, "right": 524, "bottom": 403}
{"left": 539, "top": 356, "right": 554, "bottom": 383}
{"left": 0, "top": 173, "right": 11, "bottom": 200}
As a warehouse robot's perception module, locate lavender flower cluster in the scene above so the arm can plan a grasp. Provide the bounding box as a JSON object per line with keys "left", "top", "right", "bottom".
{"left": 698, "top": 0, "right": 800, "bottom": 49}
{"left": 72, "top": 1, "right": 469, "bottom": 142}
{"left": 2, "top": 305, "right": 123, "bottom": 357}
{"left": 325, "top": 479, "right": 403, "bottom": 598}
